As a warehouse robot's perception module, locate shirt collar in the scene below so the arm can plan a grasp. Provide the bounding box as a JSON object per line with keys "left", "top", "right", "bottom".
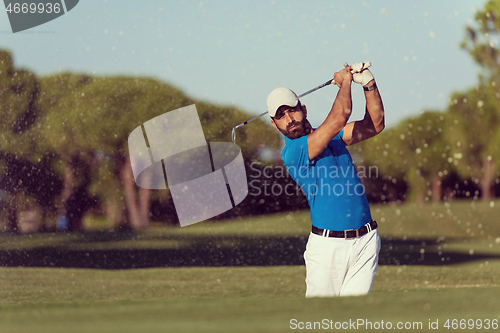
{"left": 283, "top": 128, "right": 316, "bottom": 145}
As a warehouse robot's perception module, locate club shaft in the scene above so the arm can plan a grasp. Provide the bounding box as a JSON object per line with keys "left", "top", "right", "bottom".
{"left": 297, "top": 79, "right": 334, "bottom": 98}
{"left": 231, "top": 79, "right": 334, "bottom": 143}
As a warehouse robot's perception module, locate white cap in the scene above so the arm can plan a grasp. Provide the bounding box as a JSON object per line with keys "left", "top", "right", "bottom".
{"left": 266, "top": 87, "right": 299, "bottom": 118}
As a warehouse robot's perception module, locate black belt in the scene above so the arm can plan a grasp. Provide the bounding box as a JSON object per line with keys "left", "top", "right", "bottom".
{"left": 312, "top": 221, "right": 377, "bottom": 239}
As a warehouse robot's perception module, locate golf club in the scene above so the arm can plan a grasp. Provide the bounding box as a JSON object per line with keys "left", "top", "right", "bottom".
{"left": 231, "top": 78, "right": 336, "bottom": 143}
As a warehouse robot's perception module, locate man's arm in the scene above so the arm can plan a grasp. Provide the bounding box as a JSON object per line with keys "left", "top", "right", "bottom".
{"left": 307, "top": 66, "right": 353, "bottom": 161}
{"left": 342, "top": 80, "right": 385, "bottom": 146}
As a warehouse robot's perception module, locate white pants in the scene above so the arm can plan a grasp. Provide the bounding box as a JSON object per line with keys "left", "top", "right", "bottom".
{"left": 304, "top": 228, "right": 380, "bottom": 297}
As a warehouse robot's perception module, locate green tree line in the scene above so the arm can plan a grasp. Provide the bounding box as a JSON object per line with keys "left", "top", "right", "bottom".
{"left": 0, "top": 49, "right": 282, "bottom": 232}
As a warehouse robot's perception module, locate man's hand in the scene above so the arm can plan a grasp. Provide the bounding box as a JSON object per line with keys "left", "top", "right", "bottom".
{"left": 351, "top": 62, "right": 374, "bottom": 86}
{"left": 333, "top": 63, "right": 353, "bottom": 88}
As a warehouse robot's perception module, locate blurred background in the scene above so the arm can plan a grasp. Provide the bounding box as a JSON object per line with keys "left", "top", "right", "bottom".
{"left": 3, "top": 4, "right": 500, "bottom": 331}
{"left": 0, "top": 0, "right": 499, "bottom": 233}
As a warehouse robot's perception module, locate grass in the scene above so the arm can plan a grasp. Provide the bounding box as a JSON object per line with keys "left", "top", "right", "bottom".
{"left": 1, "top": 288, "right": 498, "bottom": 333}
{"left": 0, "top": 199, "right": 500, "bottom": 332}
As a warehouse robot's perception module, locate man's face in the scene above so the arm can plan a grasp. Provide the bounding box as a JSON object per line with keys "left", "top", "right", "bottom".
{"left": 271, "top": 103, "right": 309, "bottom": 139}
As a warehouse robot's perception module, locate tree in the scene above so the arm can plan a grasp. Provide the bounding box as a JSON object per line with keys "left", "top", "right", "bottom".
{"left": 462, "top": 0, "right": 500, "bottom": 77}
{"left": 0, "top": 50, "right": 62, "bottom": 231}
{"left": 446, "top": 84, "right": 500, "bottom": 200}
{"left": 2, "top": 48, "right": 282, "bottom": 231}
{"left": 352, "top": 125, "right": 408, "bottom": 203}
{"left": 355, "top": 112, "right": 455, "bottom": 203}
{"left": 36, "top": 74, "right": 281, "bottom": 230}
{"left": 0, "top": 51, "right": 39, "bottom": 135}
{"left": 460, "top": 0, "right": 500, "bottom": 199}
{"left": 394, "top": 112, "right": 453, "bottom": 203}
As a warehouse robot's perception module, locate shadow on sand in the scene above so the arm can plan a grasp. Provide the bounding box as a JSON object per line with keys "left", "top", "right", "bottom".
{"left": 0, "top": 232, "right": 498, "bottom": 269}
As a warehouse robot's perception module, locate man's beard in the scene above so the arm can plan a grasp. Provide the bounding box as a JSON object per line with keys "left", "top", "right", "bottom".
{"left": 278, "top": 118, "right": 312, "bottom": 139}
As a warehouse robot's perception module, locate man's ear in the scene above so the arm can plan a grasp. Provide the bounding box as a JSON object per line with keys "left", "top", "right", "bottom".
{"left": 302, "top": 104, "right": 307, "bottom": 117}
{"left": 271, "top": 119, "right": 279, "bottom": 131}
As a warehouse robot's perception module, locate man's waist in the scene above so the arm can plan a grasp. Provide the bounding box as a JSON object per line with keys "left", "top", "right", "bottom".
{"left": 311, "top": 220, "right": 377, "bottom": 239}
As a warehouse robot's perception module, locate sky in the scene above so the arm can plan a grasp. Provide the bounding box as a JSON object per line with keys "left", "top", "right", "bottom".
{"left": 0, "top": 0, "right": 488, "bottom": 136}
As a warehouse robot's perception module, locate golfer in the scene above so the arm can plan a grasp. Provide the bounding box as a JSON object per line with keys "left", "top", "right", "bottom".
{"left": 267, "top": 62, "right": 385, "bottom": 297}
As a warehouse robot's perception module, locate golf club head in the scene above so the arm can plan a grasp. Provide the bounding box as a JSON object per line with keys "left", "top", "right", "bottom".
{"left": 231, "top": 127, "right": 236, "bottom": 144}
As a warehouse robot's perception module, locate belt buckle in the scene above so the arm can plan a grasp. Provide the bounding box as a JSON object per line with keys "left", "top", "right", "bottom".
{"left": 344, "top": 228, "right": 359, "bottom": 240}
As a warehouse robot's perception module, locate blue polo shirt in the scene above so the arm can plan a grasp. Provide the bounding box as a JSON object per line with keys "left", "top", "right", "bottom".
{"left": 282, "top": 129, "right": 372, "bottom": 231}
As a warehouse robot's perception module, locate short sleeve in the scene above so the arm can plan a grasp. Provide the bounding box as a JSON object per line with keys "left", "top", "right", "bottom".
{"left": 281, "top": 135, "right": 311, "bottom": 176}
{"left": 338, "top": 128, "right": 344, "bottom": 142}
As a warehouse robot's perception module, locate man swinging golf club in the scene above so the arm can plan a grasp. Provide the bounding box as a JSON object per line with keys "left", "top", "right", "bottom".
{"left": 267, "top": 62, "right": 385, "bottom": 297}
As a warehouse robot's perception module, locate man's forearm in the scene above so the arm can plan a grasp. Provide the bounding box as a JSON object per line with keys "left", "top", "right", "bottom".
{"left": 307, "top": 65, "right": 353, "bottom": 161}
{"left": 363, "top": 81, "right": 384, "bottom": 132}
{"left": 324, "top": 82, "right": 352, "bottom": 133}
